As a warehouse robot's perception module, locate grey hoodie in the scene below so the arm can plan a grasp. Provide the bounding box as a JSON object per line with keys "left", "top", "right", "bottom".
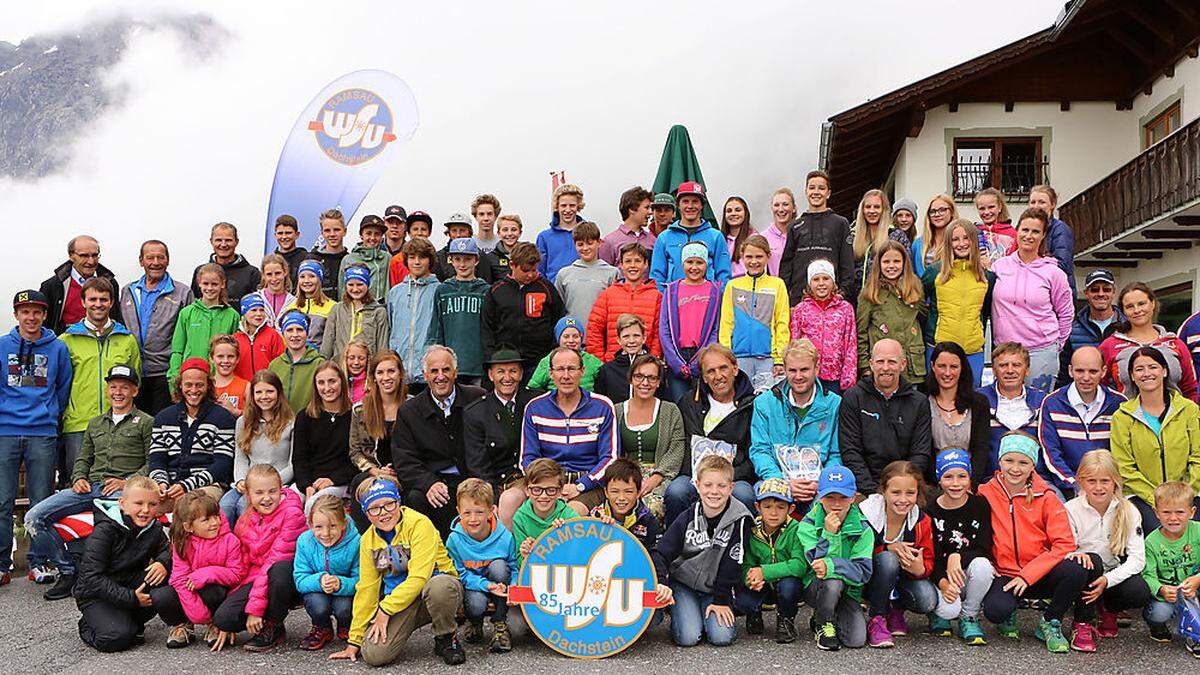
{"left": 554, "top": 258, "right": 616, "bottom": 326}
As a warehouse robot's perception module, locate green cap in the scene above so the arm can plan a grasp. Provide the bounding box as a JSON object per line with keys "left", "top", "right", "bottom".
{"left": 652, "top": 193, "right": 676, "bottom": 208}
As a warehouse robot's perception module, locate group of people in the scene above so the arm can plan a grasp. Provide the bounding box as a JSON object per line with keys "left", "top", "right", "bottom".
{"left": 2, "top": 173, "right": 1200, "bottom": 666}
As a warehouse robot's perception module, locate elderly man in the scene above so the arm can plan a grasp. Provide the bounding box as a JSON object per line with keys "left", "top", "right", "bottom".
{"left": 392, "top": 345, "right": 487, "bottom": 537}
{"left": 464, "top": 347, "right": 535, "bottom": 526}
{"left": 40, "top": 235, "right": 121, "bottom": 335}
{"left": 120, "top": 240, "right": 193, "bottom": 415}
{"left": 1038, "top": 345, "right": 1124, "bottom": 497}
{"left": 190, "top": 222, "right": 261, "bottom": 306}
{"left": 838, "top": 338, "right": 931, "bottom": 495}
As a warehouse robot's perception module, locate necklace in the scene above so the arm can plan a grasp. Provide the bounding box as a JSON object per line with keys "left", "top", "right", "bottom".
{"left": 935, "top": 397, "right": 957, "bottom": 413}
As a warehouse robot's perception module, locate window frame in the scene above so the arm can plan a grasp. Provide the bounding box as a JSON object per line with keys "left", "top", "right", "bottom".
{"left": 950, "top": 136, "right": 1045, "bottom": 200}
{"left": 1143, "top": 100, "right": 1182, "bottom": 149}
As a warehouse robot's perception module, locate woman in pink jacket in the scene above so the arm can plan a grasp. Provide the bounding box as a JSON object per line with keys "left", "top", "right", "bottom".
{"left": 1098, "top": 282, "right": 1199, "bottom": 402}
{"left": 990, "top": 208, "right": 1073, "bottom": 392}
{"left": 789, "top": 259, "right": 857, "bottom": 394}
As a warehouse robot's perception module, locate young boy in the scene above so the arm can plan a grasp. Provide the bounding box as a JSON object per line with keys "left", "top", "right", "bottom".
{"left": 267, "top": 311, "right": 326, "bottom": 413}
{"left": 273, "top": 215, "right": 307, "bottom": 287}
{"left": 429, "top": 238, "right": 491, "bottom": 385}
{"left": 334, "top": 478, "right": 465, "bottom": 666}
{"left": 481, "top": 243, "right": 565, "bottom": 381}
{"left": 797, "top": 465, "right": 873, "bottom": 651}
{"left": 778, "top": 171, "right": 854, "bottom": 303}
{"left": 73, "top": 475, "right": 169, "bottom": 653}
{"left": 554, "top": 221, "right": 616, "bottom": 325}
{"left": 537, "top": 184, "right": 585, "bottom": 283}
{"left": 1142, "top": 481, "right": 1200, "bottom": 655}
{"left": 525, "top": 317, "right": 603, "bottom": 392}
{"left": 718, "top": 234, "right": 790, "bottom": 393}
{"left": 445, "top": 478, "right": 517, "bottom": 653}
{"left": 309, "top": 209, "right": 350, "bottom": 299}
{"left": 587, "top": 242, "right": 662, "bottom": 362}
{"left": 649, "top": 181, "right": 732, "bottom": 287}
{"left": 652, "top": 454, "right": 752, "bottom": 647}
{"left": 590, "top": 458, "right": 662, "bottom": 552}
{"left": 386, "top": 237, "right": 441, "bottom": 388}
{"left": 233, "top": 295, "right": 284, "bottom": 382}
{"left": 437, "top": 213, "right": 496, "bottom": 283}
{"left": 472, "top": 194, "right": 502, "bottom": 254}
{"left": 512, "top": 458, "right": 578, "bottom": 566}
{"left": 492, "top": 214, "right": 523, "bottom": 280}
{"left": 338, "top": 214, "right": 391, "bottom": 301}
{"left": 599, "top": 186, "right": 655, "bottom": 266}
{"left": 739, "top": 478, "right": 806, "bottom": 644}
{"left": 383, "top": 204, "right": 407, "bottom": 255}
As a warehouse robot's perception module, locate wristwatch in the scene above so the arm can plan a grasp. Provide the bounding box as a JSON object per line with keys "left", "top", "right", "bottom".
{"left": 575, "top": 482, "right": 587, "bottom": 494}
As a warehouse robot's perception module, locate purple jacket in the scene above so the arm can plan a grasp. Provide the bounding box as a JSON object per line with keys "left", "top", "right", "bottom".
{"left": 658, "top": 280, "right": 721, "bottom": 380}
{"left": 990, "top": 253, "right": 1073, "bottom": 350}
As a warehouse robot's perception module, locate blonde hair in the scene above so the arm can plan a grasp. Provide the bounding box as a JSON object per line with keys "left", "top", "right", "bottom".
{"left": 319, "top": 209, "right": 345, "bottom": 227}
{"left": 456, "top": 477, "right": 495, "bottom": 508}
{"left": 245, "top": 463, "right": 282, "bottom": 491}
{"left": 341, "top": 338, "right": 371, "bottom": 375}
{"left": 695, "top": 454, "right": 734, "bottom": 481}
{"left": 937, "top": 219, "right": 986, "bottom": 285}
{"left": 1075, "top": 451, "right": 1136, "bottom": 557}
{"left": 308, "top": 493, "right": 348, "bottom": 527}
{"left": 124, "top": 475, "right": 159, "bottom": 494}
{"left": 741, "top": 233, "right": 771, "bottom": 257}
{"left": 552, "top": 184, "right": 585, "bottom": 211}
{"left": 497, "top": 214, "right": 523, "bottom": 230}
{"left": 259, "top": 254, "right": 293, "bottom": 293}
{"left": 974, "top": 188, "right": 1011, "bottom": 223}
{"left": 852, "top": 189, "right": 894, "bottom": 260}
{"left": 356, "top": 475, "right": 398, "bottom": 500}
{"left": 860, "top": 239, "right": 922, "bottom": 305}
{"left": 1154, "top": 481, "right": 1196, "bottom": 509}
{"left": 919, "top": 194, "right": 958, "bottom": 262}
{"left": 615, "top": 313, "right": 645, "bottom": 335}
{"left": 782, "top": 338, "right": 818, "bottom": 366}
{"left": 196, "top": 263, "right": 230, "bottom": 306}
{"left": 293, "top": 268, "right": 331, "bottom": 307}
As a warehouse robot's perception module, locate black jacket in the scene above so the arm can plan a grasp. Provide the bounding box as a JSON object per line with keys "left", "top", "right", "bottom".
{"left": 676, "top": 370, "right": 758, "bottom": 484}
{"left": 838, "top": 376, "right": 933, "bottom": 493}
{"left": 304, "top": 248, "right": 349, "bottom": 299}
{"left": 39, "top": 260, "right": 122, "bottom": 335}
{"left": 191, "top": 254, "right": 262, "bottom": 307}
{"left": 491, "top": 242, "right": 513, "bottom": 280}
{"left": 276, "top": 246, "right": 310, "bottom": 286}
{"left": 73, "top": 500, "right": 169, "bottom": 610}
{"left": 392, "top": 384, "right": 487, "bottom": 494}
{"left": 292, "top": 409, "right": 357, "bottom": 490}
{"left": 593, "top": 349, "right": 667, "bottom": 405}
{"left": 462, "top": 388, "right": 536, "bottom": 493}
{"left": 778, "top": 210, "right": 854, "bottom": 305}
{"left": 435, "top": 246, "right": 501, "bottom": 284}
{"left": 481, "top": 276, "right": 565, "bottom": 364}
{"left": 925, "top": 389, "right": 993, "bottom": 487}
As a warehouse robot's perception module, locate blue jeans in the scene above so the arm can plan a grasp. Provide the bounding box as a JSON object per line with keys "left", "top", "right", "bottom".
{"left": 463, "top": 560, "right": 510, "bottom": 623}
{"left": 864, "top": 551, "right": 939, "bottom": 616}
{"left": 219, "top": 487, "right": 248, "bottom": 526}
{"left": 665, "top": 369, "right": 693, "bottom": 405}
{"left": 663, "top": 476, "right": 756, "bottom": 527}
{"left": 737, "top": 356, "right": 776, "bottom": 394}
{"left": 1027, "top": 346, "right": 1059, "bottom": 393}
{"left": 302, "top": 592, "right": 354, "bottom": 630}
{"left": 24, "top": 482, "right": 118, "bottom": 573}
{"left": 1144, "top": 599, "right": 1177, "bottom": 627}
{"left": 0, "top": 435, "right": 57, "bottom": 573}
{"left": 670, "top": 581, "right": 737, "bottom": 647}
{"left": 735, "top": 577, "right": 801, "bottom": 619}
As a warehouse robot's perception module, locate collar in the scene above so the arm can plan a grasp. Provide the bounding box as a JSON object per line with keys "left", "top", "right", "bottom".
{"left": 83, "top": 318, "right": 111, "bottom": 335}
{"left": 431, "top": 387, "right": 457, "bottom": 414}
{"left": 494, "top": 391, "right": 515, "bottom": 407}
{"left": 70, "top": 267, "right": 97, "bottom": 285}
{"left": 598, "top": 501, "right": 640, "bottom": 529}
{"left": 1066, "top": 383, "right": 1104, "bottom": 410}
{"left": 618, "top": 223, "right": 647, "bottom": 237}
{"left": 134, "top": 273, "right": 173, "bottom": 293}
{"left": 997, "top": 385, "right": 1026, "bottom": 403}
{"left": 788, "top": 386, "right": 815, "bottom": 409}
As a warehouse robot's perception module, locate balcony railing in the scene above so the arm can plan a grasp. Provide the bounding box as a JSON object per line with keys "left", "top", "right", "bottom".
{"left": 950, "top": 157, "right": 1048, "bottom": 199}
{"left": 1060, "top": 115, "right": 1200, "bottom": 252}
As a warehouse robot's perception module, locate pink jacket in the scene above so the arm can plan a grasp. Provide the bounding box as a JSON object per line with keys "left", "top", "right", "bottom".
{"left": 990, "top": 253, "right": 1073, "bottom": 350}
{"left": 789, "top": 294, "right": 857, "bottom": 391}
{"left": 234, "top": 489, "right": 307, "bottom": 617}
{"left": 169, "top": 513, "right": 248, "bottom": 624}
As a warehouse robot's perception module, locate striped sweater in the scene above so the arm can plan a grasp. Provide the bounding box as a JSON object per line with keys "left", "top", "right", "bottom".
{"left": 148, "top": 401, "right": 236, "bottom": 490}
{"left": 519, "top": 389, "right": 618, "bottom": 492}
{"left": 1037, "top": 384, "right": 1125, "bottom": 492}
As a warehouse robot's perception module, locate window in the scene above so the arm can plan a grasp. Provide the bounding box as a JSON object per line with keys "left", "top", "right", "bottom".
{"left": 1144, "top": 101, "right": 1182, "bottom": 148}
{"left": 1155, "top": 281, "right": 1193, "bottom": 331}
{"left": 951, "top": 137, "right": 1045, "bottom": 199}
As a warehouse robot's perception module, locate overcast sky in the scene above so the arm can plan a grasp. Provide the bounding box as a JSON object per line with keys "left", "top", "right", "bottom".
{"left": 1, "top": 0, "right": 1062, "bottom": 316}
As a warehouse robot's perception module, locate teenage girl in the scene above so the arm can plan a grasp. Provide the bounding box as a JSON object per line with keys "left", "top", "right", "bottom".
{"left": 857, "top": 240, "right": 926, "bottom": 384}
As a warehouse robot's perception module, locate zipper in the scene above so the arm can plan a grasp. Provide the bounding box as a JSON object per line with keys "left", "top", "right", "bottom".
{"left": 1008, "top": 498, "right": 1020, "bottom": 566}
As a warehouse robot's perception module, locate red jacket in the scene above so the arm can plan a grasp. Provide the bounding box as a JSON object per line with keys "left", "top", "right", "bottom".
{"left": 1098, "top": 328, "right": 1199, "bottom": 402}
{"left": 388, "top": 253, "right": 410, "bottom": 288}
{"left": 169, "top": 512, "right": 247, "bottom": 623}
{"left": 586, "top": 280, "right": 662, "bottom": 361}
{"left": 234, "top": 324, "right": 285, "bottom": 381}
{"left": 859, "top": 493, "right": 934, "bottom": 579}
{"left": 978, "top": 471, "right": 1076, "bottom": 584}
{"left": 234, "top": 488, "right": 306, "bottom": 617}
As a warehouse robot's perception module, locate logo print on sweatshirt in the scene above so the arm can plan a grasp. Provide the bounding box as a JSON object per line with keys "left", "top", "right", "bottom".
{"left": 308, "top": 88, "right": 398, "bottom": 166}
{"left": 7, "top": 353, "right": 48, "bottom": 388}
{"left": 525, "top": 292, "right": 548, "bottom": 318}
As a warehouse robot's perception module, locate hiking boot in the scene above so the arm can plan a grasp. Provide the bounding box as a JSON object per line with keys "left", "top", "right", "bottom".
{"left": 867, "top": 615, "right": 894, "bottom": 648}
{"left": 1035, "top": 618, "right": 1069, "bottom": 653}
{"left": 203, "top": 624, "right": 220, "bottom": 648}
{"left": 29, "top": 565, "right": 57, "bottom": 584}
{"left": 1187, "top": 638, "right": 1200, "bottom": 659}
{"left": 746, "top": 610, "right": 764, "bottom": 635}
{"left": 167, "top": 624, "right": 192, "bottom": 648}
{"left": 336, "top": 624, "right": 349, "bottom": 642}
{"left": 814, "top": 621, "right": 839, "bottom": 651}
{"left": 959, "top": 616, "right": 987, "bottom": 645}
{"left": 43, "top": 573, "right": 76, "bottom": 601}
{"left": 775, "top": 616, "right": 797, "bottom": 644}
{"left": 1116, "top": 610, "right": 1132, "bottom": 628}
{"left": 434, "top": 632, "right": 466, "bottom": 666}
{"left": 0, "top": 572, "right": 9, "bottom": 586}
{"left": 298, "top": 625, "right": 332, "bottom": 651}
{"left": 885, "top": 607, "right": 908, "bottom": 636}
{"left": 997, "top": 612, "right": 1019, "bottom": 639}
{"left": 1149, "top": 621, "right": 1173, "bottom": 643}
{"left": 1096, "top": 608, "right": 1119, "bottom": 638}
{"left": 1070, "top": 622, "right": 1098, "bottom": 652}
{"left": 463, "top": 621, "right": 485, "bottom": 644}
{"left": 489, "top": 621, "right": 512, "bottom": 653}
{"left": 244, "top": 620, "right": 285, "bottom": 652}
{"left": 928, "top": 614, "right": 951, "bottom": 637}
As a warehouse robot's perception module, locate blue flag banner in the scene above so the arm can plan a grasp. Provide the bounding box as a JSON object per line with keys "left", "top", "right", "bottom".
{"left": 265, "top": 69, "right": 419, "bottom": 253}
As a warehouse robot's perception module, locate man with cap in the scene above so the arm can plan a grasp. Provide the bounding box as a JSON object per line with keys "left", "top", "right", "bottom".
{"left": 39, "top": 235, "right": 122, "bottom": 335}
{"left": 273, "top": 214, "right": 308, "bottom": 286}
{"left": 650, "top": 193, "right": 676, "bottom": 237}
{"left": 436, "top": 213, "right": 498, "bottom": 283}
{"left": 149, "top": 357, "right": 236, "bottom": 509}
{"left": 24, "top": 363, "right": 153, "bottom": 600}
{"left": 389, "top": 209, "right": 431, "bottom": 288}
{"left": 382, "top": 204, "right": 408, "bottom": 256}
{"left": 120, "top": 239, "right": 193, "bottom": 415}
{"left": 599, "top": 186, "right": 655, "bottom": 266}
{"left": 337, "top": 214, "right": 392, "bottom": 300}
{"left": 0, "top": 290, "right": 73, "bottom": 586}
{"left": 1037, "top": 345, "right": 1124, "bottom": 497}
{"left": 1066, "top": 269, "right": 1121, "bottom": 359}
{"left": 190, "top": 222, "right": 261, "bottom": 307}
{"left": 464, "top": 346, "right": 535, "bottom": 517}
{"left": 429, "top": 237, "right": 491, "bottom": 385}
{"left": 649, "top": 181, "right": 733, "bottom": 287}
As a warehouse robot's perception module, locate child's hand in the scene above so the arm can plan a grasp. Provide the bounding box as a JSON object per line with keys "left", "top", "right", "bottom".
{"left": 598, "top": 514, "right": 615, "bottom": 525}
{"left": 812, "top": 559, "right": 828, "bottom": 579}
{"left": 144, "top": 561, "right": 167, "bottom": 586}
{"left": 166, "top": 484, "right": 185, "bottom": 500}
{"left": 488, "top": 582, "right": 508, "bottom": 597}
{"left": 938, "top": 577, "right": 960, "bottom": 603}
{"left": 330, "top": 645, "right": 359, "bottom": 662}
{"left": 134, "top": 583, "right": 152, "bottom": 607}
{"left": 211, "top": 629, "right": 235, "bottom": 652}
{"left": 823, "top": 510, "right": 842, "bottom": 534}
{"left": 367, "top": 611, "right": 390, "bottom": 644}
{"left": 320, "top": 574, "right": 341, "bottom": 594}
{"left": 1068, "top": 551, "right": 1093, "bottom": 570}
{"left": 551, "top": 518, "right": 566, "bottom": 528}
{"left": 705, "top": 604, "right": 735, "bottom": 628}
{"left": 946, "top": 553, "right": 965, "bottom": 588}
{"left": 745, "top": 567, "right": 764, "bottom": 590}
{"left": 1182, "top": 575, "right": 1200, "bottom": 598}
{"left": 1002, "top": 577, "right": 1029, "bottom": 597}
{"left": 235, "top": 480, "right": 246, "bottom": 495}
{"left": 655, "top": 583, "right": 674, "bottom": 606}
{"left": 312, "top": 477, "right": 334, "bottom": 492}
{"left": 246, "top": 614, "right": 263, "bottom": 635}
{"left": 520, "top": 537, "right": 534, "bottom": 557}
{"left": 1161, "top": 585, "right": 1180, "bottom": 603}
{"left": 1081, "top": 575, "right": 1108, "bottom": 604}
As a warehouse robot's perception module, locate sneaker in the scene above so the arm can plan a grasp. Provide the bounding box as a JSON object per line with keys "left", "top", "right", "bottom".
{"left": 867, "top": 615, "right": 894, "bottom": 648}
{"left": 775, "top": 616, "right": 797, "bottom": 644}
{"left": 463, "top": 621, "right": 485, "bottom": 644}
{"left": 244, "top": 620, "right": 285, "bottom": 653}
{"left": 43, "top": 573, "right": 76, "bottom": 601}
{"left": 997, "top": 612, "right": 1019, "bottom": 639}
{"left": 203, "top": 624, "right": 220, "bottom": 648}
{"left": 29, "top": 565, "right": 57, "bottom": 584}
{"left": 1187, "top": 638, "right": 1200, "bottom": 659}
{"left": 1070, "top": 622, "right": 1098, "bottom": 652}
{"left": 814, "top": 621, "right": 840, "bottom": 651}
{"left": 1116, "top": 610, "right": 1132, "bottom": 628}
{"left": 885, "top": 607, "right": 909, "bottom": 636}
{"left": 1149, "top": 622, "right": 1173, "bottom": 643}
{"left": 928, "top": 614, "right": 951, "bottom": 637}
{"left": 959, "top": 616, "right": 987, "bottom": 646}
{"left": 434, "top": 633, "right": 466, "bottom": 666}
{"left": 489, "top": 621, "right": 512, "bottom": 653}
{"left": 298, "top": 625, "right": 332, "bottom": 651}
{"left": 336, "top": 624, "right": 349, "bottom": 642}
{"left": 1035, "top": 618, "right": 1069, "bottom": 653}
{"left": 0, "top": 572, "right": 9, "bottom": 586}
{"left": 746, "top": 610, "right": 764, "bottom": 635}
{"left": 167, "top": 624, "right": 192, "bottom": 649}
{"left": 1096, "top": 608, "right": 1119, "bottom": 639}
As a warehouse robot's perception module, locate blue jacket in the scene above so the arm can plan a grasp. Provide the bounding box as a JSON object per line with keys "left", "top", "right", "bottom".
{"left": 1048, "top": 217, "right": 1076, "bottom": 294}
{"left": 0, "top": 326, "right": 72, "bottom": 437}
{"left": 519, "top": 389, "right": 618, "bottom": 492}
{"left": 749, "top": 381, "right": 841, "bottom": 482}
{"left": 386, "top": 274, "right": 441, "bottom": 383}
{"left": 979, "top": 383, "right": 1048, "bottom": 474}
{"left": 293, "top": 527, "right": 361, "bottom": 596}
{"left": 1178, "top": 310, "right": 1200, "bottom": 382}
{"left": 535, "top": 213, "right": 580, "bottom": 283}
{"left": 445, "top": 516, "right": 518, "bottom": 593}
{"left": 658, "top": 280, "right": 721, "bottom": 379}
{"left": 1069, "top": 305, "right": 1121, "bottom": 351}
{"left": 1037, "top": 384, "right": 1124, "bottom": 492}
{"left": 649, "top": 219, "right": 733, "bottom": 287}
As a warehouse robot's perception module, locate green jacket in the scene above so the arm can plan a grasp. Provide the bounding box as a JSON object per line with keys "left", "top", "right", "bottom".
{"left": 337, "top": 244, "right": 392, "bottom": 302}
{"left": 526, "top": 350, "right": 603, "bottom": 392}
{"left": 268, "top": 347, "right": 326, "bottom": 413}
{"left": 742, "top": 517, "right": 807, "bottom": 584}
{"left": 1110, "top": 392, "right": 1200, "bottom": 506}
{"left": 512, "top": 498, "right": 578, "bottom": 566}
{"left": 856, "top": 284, "right": 927, "bottom": 383}
{"left": 1142, "top": 521, "right": 1200, "bottom": 598}
{"left": 168, "top": 301, "right": 239, "bottom": 383}
{"left": 60, "top": 321, "right": 143, "bottom": 433}
{"left": 428, "top": 278, "right": 490, "bottom": 377}
{"left": 796, "top": 502, "right": 874, "bottom": 599}
{"left": 73, "top": 407, "right": 154, "bottom": 483}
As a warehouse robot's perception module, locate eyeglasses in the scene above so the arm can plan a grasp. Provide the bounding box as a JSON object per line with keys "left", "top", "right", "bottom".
{"left": 365, "top": 499, "right": 399, "bottom": 517}
{"left": 550, "top": 366, "right": 581, "bottom": 374}
{"left": 527, "top": 486, "right": 561, "bottom": 497}
{"left": 631, "top": 373, "right": 661, "bottom": 383}
{"left": 929, "top": 207, "right": 952, "bottom": 216}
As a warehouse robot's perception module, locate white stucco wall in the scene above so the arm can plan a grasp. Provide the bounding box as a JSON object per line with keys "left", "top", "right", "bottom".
{"left": 1132, "top": 53, "right": 1200, "bottom": 132}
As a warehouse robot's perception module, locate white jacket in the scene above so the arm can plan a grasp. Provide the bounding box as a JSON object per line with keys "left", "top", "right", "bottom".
{"left": 1064, "top": 496, "right": 1145, "bottom": 586}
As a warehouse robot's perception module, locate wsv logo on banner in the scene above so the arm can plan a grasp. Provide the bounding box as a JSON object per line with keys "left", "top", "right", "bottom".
{"left": 510, "top": 518, "right": 664, "bottom": 659}
{"left": 307, "top": 88, "right": 397, "bottom": 166}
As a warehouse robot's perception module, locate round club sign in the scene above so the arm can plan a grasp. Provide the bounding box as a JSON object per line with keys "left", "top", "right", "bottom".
{"left": 306, "top": 88, "right": 398, "bottom": 166}
{"left": 510, "top": 518, "right": 662, "bottom": 659}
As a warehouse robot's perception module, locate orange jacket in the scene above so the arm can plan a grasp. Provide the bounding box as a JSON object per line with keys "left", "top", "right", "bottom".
{"left": 586, "top": 280, "right": 662, "bottom": 361}
{"left": 977, "top": 471, "right": 1076, "bottom": 584}
{"left": 388, "top": 253, "right": 410, "bottom": 288}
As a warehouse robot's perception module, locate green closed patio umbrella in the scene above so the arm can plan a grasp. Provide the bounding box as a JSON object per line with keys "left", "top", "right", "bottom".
{"left": 652, "top": 124, "right": 716, "bottom": 223}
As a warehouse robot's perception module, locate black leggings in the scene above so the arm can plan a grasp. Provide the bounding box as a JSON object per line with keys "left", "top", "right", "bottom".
{"left": 150, "top": 584, "right": 229, "bottom": 627}
{"left": 212, "top": 561, "right": 297, "bottom": 632}
{"left": 1073, "top": 552, "right": 1153, "bottom": 623}
{"left": 78, "top": 600, "right": 157, "bottom": 653}
{"left": 348, "top": 470, "right": 374, "bottom": 533}
{"left": 982, "top": 559, "right": 1087, "bottom": 623}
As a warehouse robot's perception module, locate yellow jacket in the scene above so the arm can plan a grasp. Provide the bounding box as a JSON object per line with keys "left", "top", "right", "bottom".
{"left": 1110, "top": 392, "right": 1200, "bottom": 506}
{"left": 932, "top": 260, "right": 989, "bottom": 354}
{"left": 718, "top": 273, "right": 791, "bottom": 363}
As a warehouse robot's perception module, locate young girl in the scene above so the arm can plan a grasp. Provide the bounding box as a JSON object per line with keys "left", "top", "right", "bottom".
{"left": 293, "top": 494, "right": 361, "bottom": 650}
{"left": 342, "top": 338, "right": 371, "bottom": 404}
{"left": 253, "top": 254, "right": 296, "bottom": 329}
{"left": 526, "top": 316, "right": 603, "bottom": 391}
{"left": 721, "top": 196, "right": 751, "bottom": 278}
{"left": 284, "top": 260, "right": 336, "bottom": 347}
{"left": 927, "top": 448, "right": 995, "bottom": 645}
{"left": 320, "top": 265, "right": 389, "bottom": 362}
{"left": 912, "top": 194, "right": 957, "bottom": 278}
{"left": 293, "top": 361, "right": 357, "bottom": 516}
{"left": 859, "top": 461, "right": 937, "bottom": 648}
{"left": 924, "top": 219, "right": 992, "bottom": 384}
{"left": 974, "top": 188, "right": 1016, "bottom": 269}
{"left": 222, "top": 370, "right": 296, "bottom": 524}
{"left": 1064, "top": 450, "right": 1152, "bottom": 651}
{"left": 978, "top": 432, "right": 1087, "bottom": 653}
{"left": 719, "top": 234, "right": 790, "bottom": 394}
{"left": 211, "top": 335, "right": 250, "bottom": 417}
{"left": 659, "top": 242, "right": 721, "bottom": 402}
{"left": 233, "top": 294, "right": 284, "bottom": 382}
{"left": 857, "top": 240, "right": 926, "bottom": 384}
{"left": 152, "top": 491, "right": 247, "bottom": 649}
{"left": 211, "top": 464, "right": 307, "bottom": 652}
{"left": 169, "top": 263, "right": 240, "bottom": 384}
{"left": 349, "top": 350, "right": 407, "bottom": 531}
{"left": 789, "top": 259, "right": 856, "bottom": 394}
{"left": 851, "top": 189, "right": 910, "bottom": 299}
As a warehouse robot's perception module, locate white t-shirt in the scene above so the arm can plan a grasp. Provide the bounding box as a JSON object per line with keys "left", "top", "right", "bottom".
{"left": 704, "top": 396, "right": 736, "bottom": 435}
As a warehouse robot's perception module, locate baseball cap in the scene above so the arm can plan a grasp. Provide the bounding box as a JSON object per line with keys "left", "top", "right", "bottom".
{"left": 756, "top": 478, "right": 793, "bottom": 504}
{"left": 675, "top": 181, "right": 706, "bottom": 201}
{"left": 408, "top": 211, "right": 433, "bottom": 226}
{"left": 13, "top": 289, "right": 48, "bottom": 310}
{"left": 1085, "top": 269, "right": 1115, "bottom": 288}
{"left": 180, "top": 357, "right": 211, "bottom": 377}
{"left": 652, "top": 193, "right": 676, "bottom": 209}
{"left": 105, "top": 363, "right": 139, "bottom": 387}
{"left": 359, "top": 214, "right": 385, "bottom": 232}
{"left": 448, "top": 238, "right": 480, "bottom": 256}
{"left": 383, "top": 205, "right": 407, "bottom": 222}
{"left": 816, "top": 466, "right": 857, "bottom": 500}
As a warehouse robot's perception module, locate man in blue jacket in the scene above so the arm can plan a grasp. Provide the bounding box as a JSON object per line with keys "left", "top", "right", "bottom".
{"left": 1038, "top": 346, "right": 1123, "bottom": 497}
{"left": 536, "top": 184, "right": 585, "bottom": 283}
{"left": 649, "top": 181, "right": 733, "bottom": 287}
{"left": 0, "top": 290, "right": 73, "bottom": 586}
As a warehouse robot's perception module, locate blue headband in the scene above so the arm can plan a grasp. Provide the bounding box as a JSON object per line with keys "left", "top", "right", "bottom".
{"left": 239, "top": 294, "right": 266, "bottom": 316}
{"left": 297, "top": 260, "right": 324, "bottom": 282}
{"left": 279, "top": 311, "right": 309, "bottom": 333}
{"left": 935, "top": 448, "right": 972, "bottom": 480}
{"left": 360, "top": 480, "right": 401, "bottom": 510}
{"left": 999, "top": 433, "right": 1040, "bottom": 465}
{"left": 344, "top": 265, "right": 370, "bottom": 286}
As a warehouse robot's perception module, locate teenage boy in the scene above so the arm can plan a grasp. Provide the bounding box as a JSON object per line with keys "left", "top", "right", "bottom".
{"left": 40, "top": 235, "right": 122, "bottom": 335}
{"left": 233, "top": 295, "right": 284, "bottom": 382}
{"left": 445, "top": 478, "right": 517, "bottom": 653}
{"left": 273, "top": 215, "right": 308, "bottom": 286}
{"left": 338, "top": 215, "right": 391, "bottom": 301}
{"left": 590, "top": 457, "right": 663, "bottom": 552}
{"left": 471, "top": 194, "right": 502, "bottom": 254}
{"left": 652, "top": 454, "right": 752, "bottom": 647}
{"left": 600, "top": 186, "right": 655, "bottom": 266}
{"left": 512, "top": 458, "right": 578, "bottom": 566}
{"left": 267, "top": 312, "right": 326, "bottom": 413}
{"left": 740, "top": 478, "right": 806, "bottom": 643}
{"left": 436, "top": 213, "right": 497, "bottom": 283}
{"left": 383, "top": 204, "right": 408, "bottom": 255}
{"left": 586, "top": 242, "right": 662, "bottom": 361}
{"left": 429, "top": 238, "right": 490, "bottom": 385}
{"left": 26, "top": 364, "right": 151, "bottom": 600}
{"left": 779, "top": 171, "right": 855, "bottom": 303}
{"left": 650, "top": 181, "right": 732, "bottom": 287}
{"left": 120, "top": 240, "right": 192, "bottom": 414}
{"left": 309, "top": 209, "right": 350, "bottom": 299}
{"left": 190, "top": 222, "right": 261, "bottom": 307}
{"left": 0, "top": 290, "right": 72, "bottom": 586}
{"left": 387, "top": 237, "right": 441, "bottom": 388}
{"left": 481, "top": 242, "right": 565, "bottom": 380}
{"left": 537, "top": 184, "right": 585, "bottom": 283}
{"left": 491, "top": 214, "right": 524, "bottom": 280}
{"left": 1142, "top": 481, "right": 1200, "bottom": 655}
{"left": 554, "top": 221, "right": 616, "bottom": 325}
{"left": 650, "top": 193, "right": 676, "bottom": 237}
{"left": 406, "top": 211, "right": 433, "bottom": 239}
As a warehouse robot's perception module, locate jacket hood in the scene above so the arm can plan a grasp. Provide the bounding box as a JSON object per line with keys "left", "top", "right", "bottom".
{"left": 5, "top": 325, "right": 58, "bottom": 347}
{"left": 448, "top": 515, "right": 506, "bottom": 548}
{"left": 858, "top": 493, "right": 924, "bottom": 534}
{"left": 64, "top": 319, "right": 133, "bottom": 337}
{"left": 1002, "top": 252, "right": 1060, "bottom": 270}
{"left": 95, "top": 496, "right": 159, "bottom": 535}
{"left": 857, "top": 375, "right": 917, "bottom": 400}
{"left": 211, "top": 253, "right": 252, "bottom": 270}
{"left": 290, "top": 346, "right": 323, "bottom": 365}
{"left": 666, "top": 218, "right": 716, "bottom": 235}
{"left": 980, "top": 468, "right": 1053, "bottom": 501}
{"left": 403, "top": 274, "right": 440, "bottom": 287}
